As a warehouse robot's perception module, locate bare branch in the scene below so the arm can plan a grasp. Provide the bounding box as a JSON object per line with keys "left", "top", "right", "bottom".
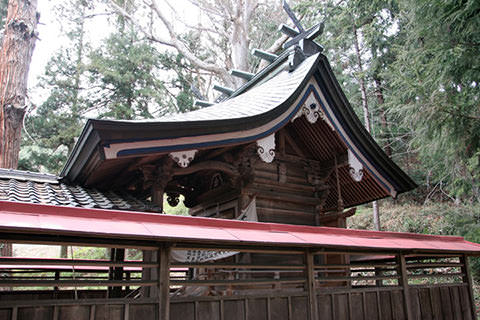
{"left": 150, "top": 1, "right": 229, "bottom": 77}
{"left": 185, "top": 0, "right": 227, "bottom": 19}
{"left": 107, "top": 0, "right": 230, "bottom": 82}
{"left": 107, "top": 0, "right": 173, "bottom": 46}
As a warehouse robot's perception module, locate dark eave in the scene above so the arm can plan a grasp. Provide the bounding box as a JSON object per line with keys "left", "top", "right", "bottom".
{"left": 60, "top": 52, "right": 416, "bottom": 197}
{"left": 61, "top": 52, "right": 320, "bottom": 183}
{"left": 314, "top": 57, "right": 417, "bottom": 194}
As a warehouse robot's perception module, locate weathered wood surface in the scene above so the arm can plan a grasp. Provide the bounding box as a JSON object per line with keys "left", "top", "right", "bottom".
{"left": 0, "top": 283, "right": 473, "bottom": 320}
{"left": 0, "top": 242, "right": 477, "bottom": 320}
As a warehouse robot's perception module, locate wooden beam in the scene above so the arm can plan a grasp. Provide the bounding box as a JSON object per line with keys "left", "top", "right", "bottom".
{"left": 172, "top": 160, "right": 238, "bottom": 177}
{"left": 282, "top": 129, "right": 306, "bottom": 158}
{"left": 0, "top": 257, "right": 157, "bottom": 268}
{"left": 170, "top": 278, "right": 306, "bottom": 286}
{"left": 306, "top": 250, "right": 319, "bottom": 320}
{"left": 171, "top": 263, "right": 304, "bottom": 270}
{"left": 0, "top": 280, "right": 157, "bottom": 287}
{"left": 397, "top": 254, "right": 414, "bottom": 320}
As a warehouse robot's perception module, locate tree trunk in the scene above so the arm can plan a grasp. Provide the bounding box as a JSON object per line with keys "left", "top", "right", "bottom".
{"left": 230, "top": 0, "right": 256, "bottom": 87}
{"left": 0, "top": 0, "right": 38, "bottom": 257}
{"left": 353, "top": 22, "right": 381, "bottom": 231}
{"left": 373, "top": 76, "right": 392, "bottom": 157}
{"left": 0, "top": 0, "right": 38, "bottom": 169}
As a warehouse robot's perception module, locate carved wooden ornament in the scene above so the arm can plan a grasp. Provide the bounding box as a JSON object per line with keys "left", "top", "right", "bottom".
{"left": 256, "top": 134, "right": 276, "bottom": 163}
{"left": 348, "top": 149, "right": 363, "bottom": 182}
{"left": 291, "top": 93, "right": 334, "bottom": 130}
{"left": 169, "top": 150, "right": 197, "bottom": 168}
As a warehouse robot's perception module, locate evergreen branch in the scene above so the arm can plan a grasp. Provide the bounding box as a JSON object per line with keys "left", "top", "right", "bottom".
{"left": 442, "top": 108, "right": 480, "bottom": 120}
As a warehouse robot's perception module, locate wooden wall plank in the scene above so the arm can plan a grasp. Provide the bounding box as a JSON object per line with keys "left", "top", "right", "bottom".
{"left": 459, "top": 286, "right": 473, "bottom": 320}
{"left": 449, "top": 286, "right": 463, "bottom": 320}
{"left": 333, "top": 294, "right": 348, "bottom": 320}
{"left": 390, "top": 290, "right": 405, "bottom": 320}
{"left": 170, "top": 302, "right": 194, "bottom": 320}
{"left": 460, "top": 255, "right": 477, "bottom": 320}
{"left": 439, "top": 286, "right": 453, "bottom": 319}
{"left": 58, "top": 305, "right": 89, "bottom": 320}
{"left": 350, "top": 293, "right": 364, "bottom": 320}
{"left": 364, "top": 292, "right": 379, "bottom": 320}
{"left": 429, "top": 287, "right": 442, "bottom": 319}
{"left": 291, "top": 296, "right": 308, "bottom": 320}
{"left": 247, "top": 298, "right": 267, "bottom": 320}
{"left": 223, "top": 300, "right": 244, "bottom": 320}
{"left": 0, "top": 309, "right": 11, "bottom": 320}
{"left": 407, "top": 288, "right": 421, "bottom": 320}
{"left": 418, "top": 289, "right": 433, "bottom": 320}
{"left": 379, "top": 291, "right": 393, "bottom": 320}
{"left": 18, "top": 306, "right": 53, "bottom": 320}
{"left": 317, "top": 294, "right": 332, "bottom": 320}
{"left": 197, "top": 301, "right": 220, "bottom": 320}
{"left": 270, "top": 297, "right": 289, "bottom": 320}
{"left": 129, "top": 304, "right": 156, "bottom": 320}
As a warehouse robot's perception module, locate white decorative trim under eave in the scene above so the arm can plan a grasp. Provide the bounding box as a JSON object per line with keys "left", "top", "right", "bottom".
{"left": 348, "top": 149, "right": 364, "bottom": 182}
{"left": 291, "top": 92, "right": 334, "bottom": 130}
{"left": 170, "top": 150, "right": 197, "bottom": 168}
{"left": 256, "top": 134, "right": 276, "bottom": 163}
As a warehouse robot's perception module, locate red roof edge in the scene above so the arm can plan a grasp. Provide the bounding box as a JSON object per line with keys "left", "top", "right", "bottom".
{"left": 1, "top": 200, "right": 476, "bottom": 247}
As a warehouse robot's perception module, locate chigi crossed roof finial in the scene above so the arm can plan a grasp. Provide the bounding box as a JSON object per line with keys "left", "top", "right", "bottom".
{"left": 197, "top": 1, "right": 326, "bottom": 107}
{"left": 280, "top": 0, "right": 324, "bottom": 56}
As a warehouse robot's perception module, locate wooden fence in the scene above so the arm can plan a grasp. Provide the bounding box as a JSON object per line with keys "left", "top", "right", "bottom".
{"left": 0, "top": 244, "right": 477, "bottom": 320}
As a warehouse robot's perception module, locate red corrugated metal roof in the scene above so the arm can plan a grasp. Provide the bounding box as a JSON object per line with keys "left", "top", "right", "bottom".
{"left": 1, "top": 200, "right": 479, "bottom": 254}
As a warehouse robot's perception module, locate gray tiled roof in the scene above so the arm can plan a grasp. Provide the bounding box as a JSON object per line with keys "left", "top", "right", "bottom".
{"left": 0, "top": 169, "right": 161, "bottom": 212}
{"left": 104, "top": 53, "right": 319, "bottom": 124}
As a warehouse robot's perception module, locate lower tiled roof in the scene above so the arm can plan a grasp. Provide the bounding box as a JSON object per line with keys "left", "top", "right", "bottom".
{"left": 0, "top": 169, "right": 160, "bottom": 212}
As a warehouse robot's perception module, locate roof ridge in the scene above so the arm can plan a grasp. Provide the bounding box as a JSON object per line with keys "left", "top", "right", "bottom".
{"left": 0, "top": 168, "right": 59, "bottom": 184}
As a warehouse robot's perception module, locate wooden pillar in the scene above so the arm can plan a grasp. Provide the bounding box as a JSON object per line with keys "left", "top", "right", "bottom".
{"left": 306, "top": 250, "right": 318, "bottom": 320}
{"left": 158, "top": 245, "right": 171, "bottom": 320}
{"left": 112, "top": 248, "right": 125, "bottom": 298}
{"left": 142, "top": 250, "right": 158, "bottom": 298}
{"left": 152, "top": 186, "right": 164, "bottom": 212}
{"left": 460, "top": 254, "right": 477, "bottom": 320}
{"left": 108, "top": 248, "right": 125, "bottom": 298}
{"left": 397, "top": 254, "right": 413, "bottom": 320}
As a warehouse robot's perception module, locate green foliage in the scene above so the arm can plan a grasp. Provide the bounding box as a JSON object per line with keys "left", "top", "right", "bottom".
{"left": 349, "top": 202, "right": 480, "bottom": 279}
{"left": 19, "top": 0, "right": 91, "bottom": 174}
{"left": 387, "top": 0, "right": 480, "bottom": 201}
{"left": 70, "top": 246, "right": 109, "bottom": 260}
{"left": 163, "top": 195, "right": 189, "bottom": 216}
{"left": 87, "top": 31, "right": 167, "bottom": 119}
{"left": 0, "top": 0, "right": 7, "bottom": 26}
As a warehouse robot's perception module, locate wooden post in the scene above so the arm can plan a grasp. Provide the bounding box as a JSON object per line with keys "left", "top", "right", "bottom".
{"left": 158, "top": 245, "right": 171, "bottom": 320}
{"left": 397, "top": 254, "right": 413, "bottom": 320}
{"left": 460, "top": 254, "right": 477, "bottom": 320}
{"left": 142, "top": 250, "right": 158, "bottom": 298}
{"left": 306, "top": 250, "right": 318, "bottom": 320}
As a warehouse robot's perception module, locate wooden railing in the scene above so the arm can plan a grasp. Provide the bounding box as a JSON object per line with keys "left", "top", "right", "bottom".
{"left": 0, "top": 244, "right": 477, "bottom": 320}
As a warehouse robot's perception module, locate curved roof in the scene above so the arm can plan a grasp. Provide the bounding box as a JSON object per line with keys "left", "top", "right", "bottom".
{"left": 61, "top": 50, "right": 416, "bottom": 199}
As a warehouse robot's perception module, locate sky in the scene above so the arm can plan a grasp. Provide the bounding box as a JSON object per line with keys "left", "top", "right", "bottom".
{"left": 29, "top": 1, "right": 113, "bottom": 104}
{"left": 28, "top": 0, "right": 200, "bottom": 105}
